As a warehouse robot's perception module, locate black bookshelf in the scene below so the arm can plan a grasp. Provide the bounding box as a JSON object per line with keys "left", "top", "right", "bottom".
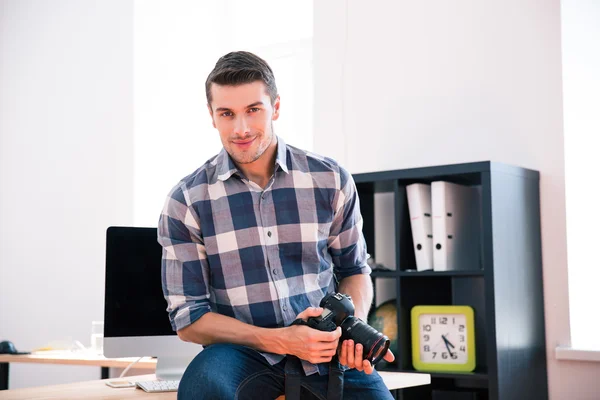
{"left": 356, "top": 161, "right": 548, "bottom": 400}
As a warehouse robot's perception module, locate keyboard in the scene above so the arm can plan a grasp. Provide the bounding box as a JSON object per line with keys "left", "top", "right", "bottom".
{"left": 135, "top": 380, "right": 180, "bottom": 393}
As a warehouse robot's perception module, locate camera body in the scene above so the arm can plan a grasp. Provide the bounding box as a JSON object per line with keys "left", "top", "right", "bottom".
{"left": 305, "top": 293, "right": 353, "bottom": 332}
{"left": 305, "top": 293, "right": 390, "bottom": 365}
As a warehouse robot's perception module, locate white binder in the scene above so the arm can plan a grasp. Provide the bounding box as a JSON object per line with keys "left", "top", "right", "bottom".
{"left": 406, "top": 183, "right": 433, "bottom": 271}
{"left": 431, "top": 181, "right": 481, "bottom": 271}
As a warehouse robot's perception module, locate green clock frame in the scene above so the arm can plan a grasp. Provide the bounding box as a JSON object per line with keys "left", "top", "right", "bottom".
{"left": 411, "top": 305, "right": 476, "bottom": 372}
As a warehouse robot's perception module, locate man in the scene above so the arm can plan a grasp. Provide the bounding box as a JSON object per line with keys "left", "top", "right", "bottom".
{"left": 158, "top": 51, "right": 394, "bottom": 400}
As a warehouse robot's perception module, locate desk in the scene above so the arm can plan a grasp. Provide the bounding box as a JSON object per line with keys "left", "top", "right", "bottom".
{"left": 0, "top": 372, "right": 430, "bottom": 399}
{"left": 0, "top": 352, "right": 156, "bottom": 390}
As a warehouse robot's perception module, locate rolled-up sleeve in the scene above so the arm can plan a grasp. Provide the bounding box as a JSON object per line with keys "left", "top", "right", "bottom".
{"left": 328, "top": 167, "right": 371, "bottom": 279}
{"left": 157, "top": 183, "right": 211, "bottom": 332}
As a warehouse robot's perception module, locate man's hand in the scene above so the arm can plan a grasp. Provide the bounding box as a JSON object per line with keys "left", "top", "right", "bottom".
{"left": 283, "top": 307, "right": 342, "bottom": 364}
{"left": 338, "top": 339, "right": 395, "bottom": 374}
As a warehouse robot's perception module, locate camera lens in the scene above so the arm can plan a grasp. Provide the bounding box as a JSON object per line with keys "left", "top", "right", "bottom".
{"left": 340, "top": 317, "right": 390, "bottom": 365}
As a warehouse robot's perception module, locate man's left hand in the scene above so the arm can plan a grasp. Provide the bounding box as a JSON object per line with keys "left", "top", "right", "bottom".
{"left": 338, "top": 339, "right": 395, "bottom": 374}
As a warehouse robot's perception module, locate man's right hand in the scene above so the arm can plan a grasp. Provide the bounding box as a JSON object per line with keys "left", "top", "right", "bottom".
{"left": 283, "top": 307, "right": 342, "bottom": 364}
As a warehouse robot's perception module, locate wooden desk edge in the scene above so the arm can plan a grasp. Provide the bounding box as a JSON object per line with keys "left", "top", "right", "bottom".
{"left": 0, "top": 374, "right": 160, "bottom": 400}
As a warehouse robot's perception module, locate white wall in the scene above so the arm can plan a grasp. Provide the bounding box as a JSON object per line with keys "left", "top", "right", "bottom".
{"left": 0, "top": 0, "right": 134, "bottom": 389}
{"left": 133, "top": 0, "right": 314, "bottom": 227}
{"left": 313, "top": 1, "right": 599, "bottom": 399}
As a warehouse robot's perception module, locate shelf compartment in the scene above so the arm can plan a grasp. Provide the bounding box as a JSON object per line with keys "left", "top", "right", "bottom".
{"left": 357, "top": 180, "right": 398, "bottom": 269}
{"left": 369, "top": 276, "right": 402, "bottom": 370}
{"left": 394, "top": 176, "right": 484, "bottom": 275}
{"left": 398, "top": 276, "right": 488, "bottom": 377}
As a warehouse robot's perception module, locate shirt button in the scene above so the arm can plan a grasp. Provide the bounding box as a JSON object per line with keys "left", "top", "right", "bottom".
{"left": 273, "top": 269, "right": 278, "bottom": 275}
{"left": 267, "top": 231, "right": 272, "bottom": 237}
{"left": 282, "top": 306, "right": 288, "bottom": 312}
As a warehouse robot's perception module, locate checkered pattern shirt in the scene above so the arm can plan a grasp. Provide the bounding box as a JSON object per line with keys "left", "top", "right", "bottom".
{"left": 157, "top": 136, "right": 371, "bottom": 375}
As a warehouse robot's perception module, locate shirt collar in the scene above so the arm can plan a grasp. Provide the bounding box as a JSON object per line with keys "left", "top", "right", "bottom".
{"left": 274, "top": 135, "right": 289, "bottom": 174}
{"left": 216, "top": 135, "right": 289, "bottom": 182}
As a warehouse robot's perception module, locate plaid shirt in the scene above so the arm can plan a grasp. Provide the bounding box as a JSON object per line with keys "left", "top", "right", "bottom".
{"left": 157, "top": 136, "right": 371, "bottom": 375}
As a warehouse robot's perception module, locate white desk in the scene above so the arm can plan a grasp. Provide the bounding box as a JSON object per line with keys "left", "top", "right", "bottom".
{"left": 0, "top": 372, "right": 430, "bottom": 399}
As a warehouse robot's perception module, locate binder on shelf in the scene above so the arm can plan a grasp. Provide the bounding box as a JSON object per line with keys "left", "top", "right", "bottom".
{"left": 431, "top": 181, "right": 482, "bottom": 271}
{"left": 406, "top": 183, "right": 433, "bottom": 271}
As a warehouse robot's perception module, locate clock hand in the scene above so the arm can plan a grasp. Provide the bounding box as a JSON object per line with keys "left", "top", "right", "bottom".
{"left": 442, "top": 334, "right": 455, "bottom": 353}
{"left": 442, "top": 334, "right": 455, "bottom": 349}
{"left": 442, "top": 335, "right": 453, "bottom": 355}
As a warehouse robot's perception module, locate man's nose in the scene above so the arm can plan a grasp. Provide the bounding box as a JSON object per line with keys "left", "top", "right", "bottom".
{"left": 233, "top": 116, "right": 250, "bottom": 136}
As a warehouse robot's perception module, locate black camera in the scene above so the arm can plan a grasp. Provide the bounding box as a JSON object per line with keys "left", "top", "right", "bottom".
{"left": 305, "top": 293, "right": 390, "bottom": 365}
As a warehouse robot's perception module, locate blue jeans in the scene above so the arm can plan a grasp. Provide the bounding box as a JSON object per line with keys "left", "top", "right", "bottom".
{"left": 178, "top": 343, "right": 394, "bottom": 400}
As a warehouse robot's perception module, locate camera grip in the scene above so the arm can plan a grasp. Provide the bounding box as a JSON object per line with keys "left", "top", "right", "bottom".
{"left": 291, "top": 317, "right": 337, "bottom": 332}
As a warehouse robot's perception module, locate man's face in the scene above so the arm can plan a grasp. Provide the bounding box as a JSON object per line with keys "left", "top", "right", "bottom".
{"left": 208, "top": 81, "right": 280, "bottom": 165}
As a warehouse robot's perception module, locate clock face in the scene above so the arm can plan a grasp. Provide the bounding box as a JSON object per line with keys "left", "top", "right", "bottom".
{"left": 418, "top": 313, "right": 468, "bottom": 364}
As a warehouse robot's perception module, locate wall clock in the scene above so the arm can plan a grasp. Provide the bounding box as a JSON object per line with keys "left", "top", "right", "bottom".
{"left": 411, "top": 305, "right": 476, "bottom": 372}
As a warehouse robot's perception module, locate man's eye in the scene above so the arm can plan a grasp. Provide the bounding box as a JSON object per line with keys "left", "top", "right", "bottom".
{"left": 221, "top": 111, "right": 233, "bottom": 117}
{"left": 248, "top": 108, "right": 260, "bottom": 113}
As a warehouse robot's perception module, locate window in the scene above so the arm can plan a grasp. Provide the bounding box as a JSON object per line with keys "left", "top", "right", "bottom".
{"left": 133, "top": 0, "right": 313, "bottom": 226}
{"left": 561, "top": 0, "right": 600, "bottom": 351}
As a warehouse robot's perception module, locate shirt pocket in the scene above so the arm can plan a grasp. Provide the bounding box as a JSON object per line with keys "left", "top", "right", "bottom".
{"left": 278, "top": 222, "right": 331, "bottom": 272}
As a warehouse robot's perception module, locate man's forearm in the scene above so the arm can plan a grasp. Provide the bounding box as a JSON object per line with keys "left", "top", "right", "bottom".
{"left": 177, "top": 312, "right": 287, "bottom": 354}
{"left": 337, "top": 274, "right": 374, "bottom": 320}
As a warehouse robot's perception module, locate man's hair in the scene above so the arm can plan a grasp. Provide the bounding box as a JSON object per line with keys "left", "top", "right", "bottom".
{"left": 205, "top": 51, "right": 278, "bottom": 106}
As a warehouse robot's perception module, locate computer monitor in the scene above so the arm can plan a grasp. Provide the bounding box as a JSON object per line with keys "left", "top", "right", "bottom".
{"left": 103, "top": 226, "right": 202, "bottom": 380}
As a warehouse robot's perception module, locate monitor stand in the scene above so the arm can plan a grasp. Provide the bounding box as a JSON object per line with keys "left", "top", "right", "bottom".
{"left": 155, "top": 354, "right": 198, "bottom": 381}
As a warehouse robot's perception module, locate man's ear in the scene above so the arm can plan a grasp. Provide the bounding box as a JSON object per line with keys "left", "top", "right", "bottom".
{"left": 207, "top": 103, "right": 216, "bottom": 128}
{"left": 272, "top": 96, "right": 281, "bottom": 121}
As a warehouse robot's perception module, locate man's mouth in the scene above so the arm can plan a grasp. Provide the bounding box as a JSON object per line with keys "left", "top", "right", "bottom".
{"left": 233, "top": 137, "right": 256, "bottom": 149}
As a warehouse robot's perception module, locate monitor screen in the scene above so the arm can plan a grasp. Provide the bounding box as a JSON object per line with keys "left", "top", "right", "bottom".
{"left": 104, "top": 226, "right": 173, "bottom": 337}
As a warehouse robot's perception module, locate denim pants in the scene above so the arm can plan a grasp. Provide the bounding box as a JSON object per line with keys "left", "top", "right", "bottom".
{"left": 177, "top": 343, "right": 394, "bottom": 400}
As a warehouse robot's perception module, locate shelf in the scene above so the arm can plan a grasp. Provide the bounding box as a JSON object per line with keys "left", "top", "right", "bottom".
{"left": 398, "top": 270, "right": 484, "bottom": 277}
{"left": 355, "top": 162, "right": 547, "bottom": 399}
{"left": 427, "top": 371, "right": 489, "bottom": 381}
{"left": 370, "top": 269, "right": 400, "bottom": 277}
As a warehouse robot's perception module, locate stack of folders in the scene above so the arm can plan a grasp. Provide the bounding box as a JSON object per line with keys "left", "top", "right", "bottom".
{"left": 431, "top": 181, "right": 482, "bottom": 271}
{"left": 407, "top": 182, "right": 482, "bottom": 272}
{"left": 406, "top": 183, "right": 434, "bottom": 271}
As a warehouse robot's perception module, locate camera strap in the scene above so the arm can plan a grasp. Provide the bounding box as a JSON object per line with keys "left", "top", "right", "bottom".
{"left": 283, "top": 355, "right": 344, "bottom": 400}
{"left": 327, "top": 355, "right": 344, "bottom": 400}
{"left": 286, "top": 319, "right": 344, "bottom": 400}
{"left": 283, "top": 355, "right": 303, "bottom": 400}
